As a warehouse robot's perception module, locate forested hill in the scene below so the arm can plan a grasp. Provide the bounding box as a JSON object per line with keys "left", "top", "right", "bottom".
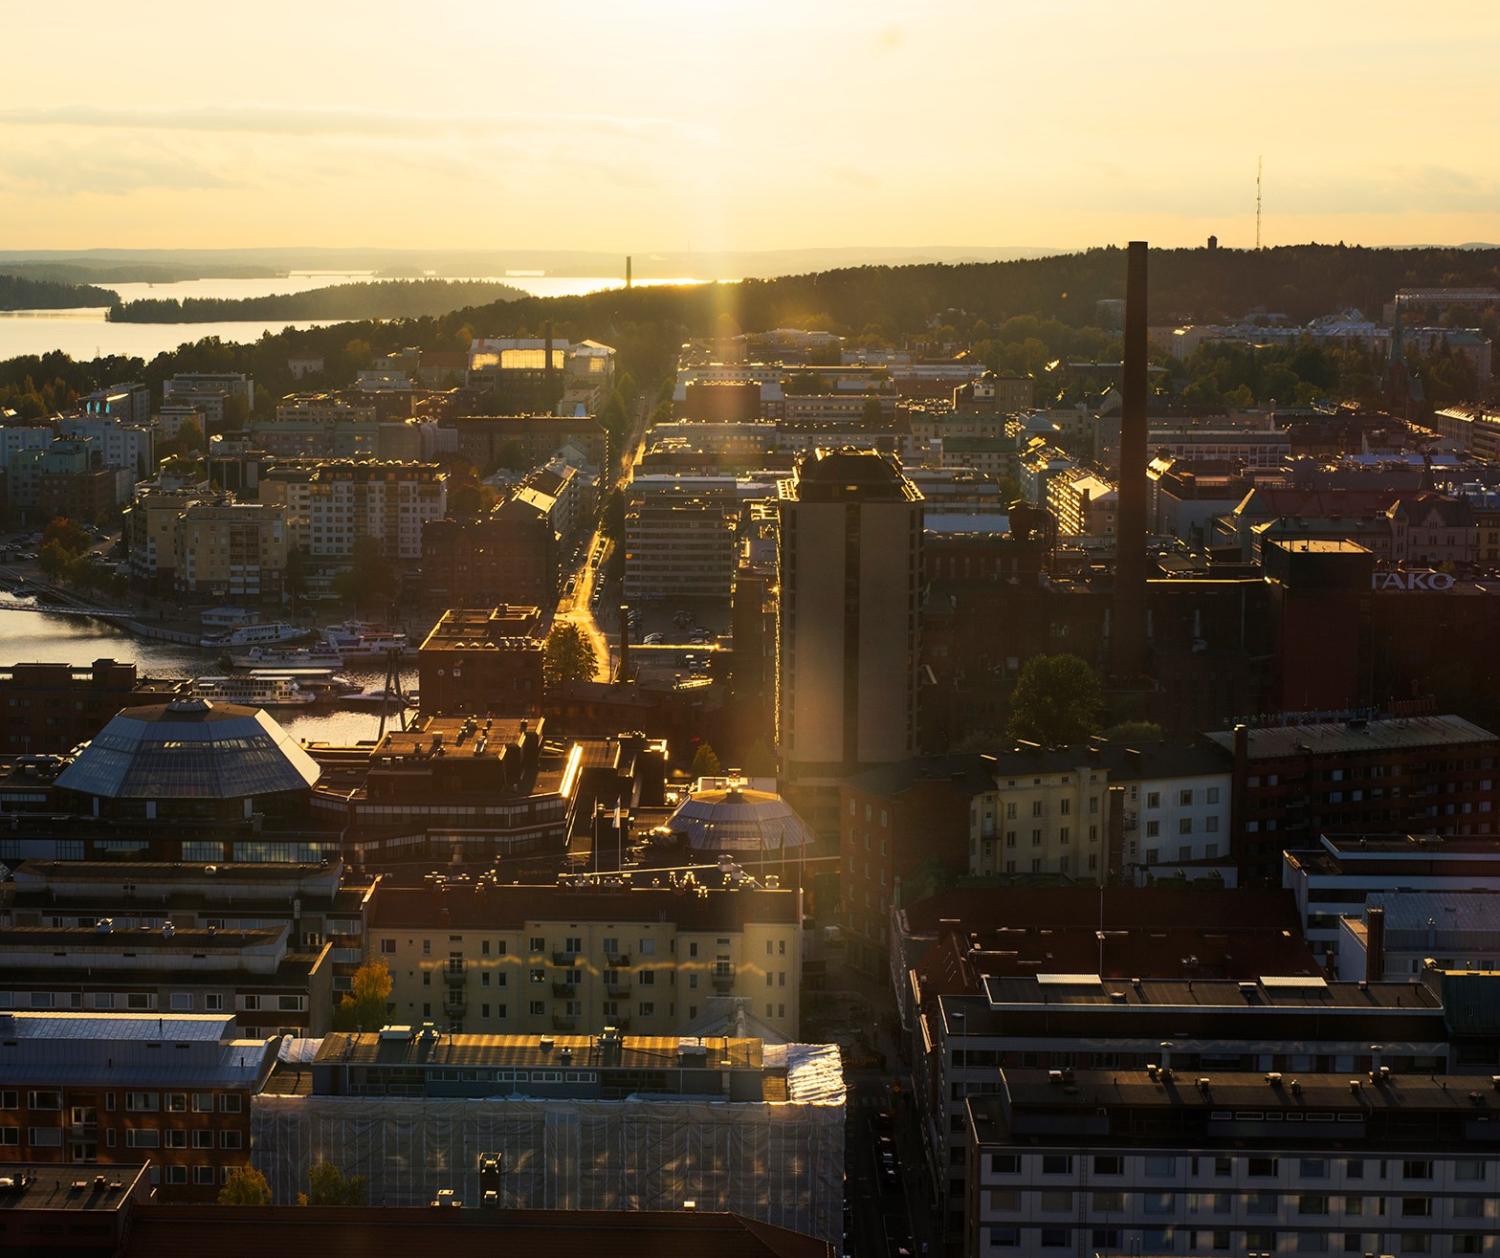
{"left": 0, "top": 273, "right": 119, "bottom": 311}
{"left": 107, "top": 278, "right": 527, "bottom": 323}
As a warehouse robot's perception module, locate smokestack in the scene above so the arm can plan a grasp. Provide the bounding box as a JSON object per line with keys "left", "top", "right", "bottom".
{"left": 617, "top": 604, "right": 630, "bottom": 685}
{"left": 1366, "top": 906, "right": 1385, "bottom": 982}
{"left": 626, "top": 256, "right": 633, "bottom": 289}
{"left": 1111, "top": 240, "right": 1149, "bottom": 680}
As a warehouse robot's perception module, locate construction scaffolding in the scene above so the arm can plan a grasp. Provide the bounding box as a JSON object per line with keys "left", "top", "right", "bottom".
{"left": 251, "top": 1043, "right": 845, "bottom": 1242}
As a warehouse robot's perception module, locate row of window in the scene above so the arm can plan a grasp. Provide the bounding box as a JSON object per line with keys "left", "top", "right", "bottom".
{"left": 4, "top": 1090, "right": 241, "bottom": 1114}
{"left": 983, "top": 1226, "right": 1483, "bottom": 1255}
{"left": 0, "top": 990, "right": 302, "bottom": 1012}
{"left": 988, "top": 1188, "right": 1477, "bottom": 1218}
{"left": 988, "top": 1153, "right": 1469, "bottom": 1181}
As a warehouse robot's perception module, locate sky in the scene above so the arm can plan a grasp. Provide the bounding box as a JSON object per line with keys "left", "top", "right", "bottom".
{"left": 2, "top": 0, "right": 1498, "bottom": 257}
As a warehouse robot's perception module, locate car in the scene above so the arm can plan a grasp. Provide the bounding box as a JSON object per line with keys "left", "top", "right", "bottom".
{"left": 642, "top": 632, "right": 664, "bottom": 645}
{"left": 563, "top": 577, "right": 577, "bottom": 596}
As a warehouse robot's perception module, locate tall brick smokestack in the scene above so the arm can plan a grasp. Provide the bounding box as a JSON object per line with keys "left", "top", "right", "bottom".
{"left": 1111, "top": 240, "right": 1149, "bottom": 680}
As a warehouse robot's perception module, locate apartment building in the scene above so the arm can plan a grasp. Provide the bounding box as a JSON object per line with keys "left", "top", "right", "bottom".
{"left": 420, "top": 495, "right": 558, "bottom": 608}
{"left": 0, "top": 922, "right": 333, "bottom": 1035}
{"left": 56, "top": 415, "right": 155, "bottom": 482}
{"left": 253, "top": 1026, "right": 841, "bottom": 1240}
{"left": 259, "top": 458, "right": 446, "bottom": 561}
{"left": 1, "top": 859, "right": 374, "bottom": 996}
{"left": 623, "top": 475, "right": 748, "bottom": 602}
{"left": 366, "top": 881, "right": 802, "bottom": 1040}
{"left": 173, "top": 501, "right": 288, "bottom": 600}
{"left": 966, "top": 1069, "right": 1500, "bottom": 1258}
{"left": 0, "top": 1012, "right": 276, "bottom": 1200}
{"left": 124, "top": 487, "right": 203, "bottom": 586}
{"left": 416, "top": 605, "right": 545, "bottom": 716}
{"left": 1047, "top": 470, "right": 1118, "bottom": 538}
{"left": 917, "top": 973, "right": 1458, "bottom": 1243}
{"left": 967, "top": 750, "right": 1109, "bottom": 882}
{"left": 0, "top": 659, "right": 181, "bottom": 755}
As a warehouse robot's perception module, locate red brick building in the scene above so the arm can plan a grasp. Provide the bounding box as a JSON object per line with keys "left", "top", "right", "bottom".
{"left": 0, "top": 659, "right": 183, "bottom": 755}
{"left": 1209, "top": 714, "right": 1500, "bottom": 887}
{"left": 417, "top": 605, "right": 545, "bottom": 717}
{"left": 0, "top": 1012, "right": 276, "bottom": 1201}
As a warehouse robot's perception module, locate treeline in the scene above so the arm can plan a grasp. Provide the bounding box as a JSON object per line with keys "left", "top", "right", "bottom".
{"left": 0, "top": 273, "right": 119, "bottom": 311}
{"left": 107, "top": 279, "right": 527, "bottom": 323}
{"left": 4, "top": 245, "right": 1498, "bottom": 421}
{"left": 0, "top": 260, "right": 278, "bottom": 284}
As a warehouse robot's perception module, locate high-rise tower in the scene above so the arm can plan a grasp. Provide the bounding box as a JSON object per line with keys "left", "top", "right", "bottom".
{"left": 775, "top": 448, "right": 922, "bottom": 826}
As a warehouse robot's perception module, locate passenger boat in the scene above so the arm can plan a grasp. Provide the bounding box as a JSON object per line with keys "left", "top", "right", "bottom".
{"left": 189, "top": 674, "right": 317, "bottom": 707}
{"left": 225, "top": 644, "right": 345, "bottom": 670}
{"left": 321, "top": 621, "right": 409, "bottom": 661}
{"left": 200, "top": 621, "right": 312, "bottom": 649}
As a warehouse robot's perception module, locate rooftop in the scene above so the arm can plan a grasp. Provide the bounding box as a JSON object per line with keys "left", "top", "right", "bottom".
{"left": 54, "top": 698, "right": 321, "bottom": 800}
{"left": 122, "top": 1206, "right": 833, "bottom": 1258}
{"left": 1206, "top": 714, "right": 1498, "bottom": 760}
{"left": 975, "top": 973, "right": 1441, "bottom": 1012}
{"left": 368, "top": 883, "right": 799, "bottom": 932}
{"left": 315, "top": 1030, "right": 766, "bottom": 1073}
{"left": 0, "top": 1164, "right": 149, "bottom": 1214}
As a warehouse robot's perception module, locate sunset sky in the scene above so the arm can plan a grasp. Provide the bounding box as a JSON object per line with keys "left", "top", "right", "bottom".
{"left": 4, "top": 0, "right": 1498, "bottom": 255}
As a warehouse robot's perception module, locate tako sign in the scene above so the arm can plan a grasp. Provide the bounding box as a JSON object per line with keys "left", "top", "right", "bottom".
{"left": 1371, "top": 570, "right": 1455, "bottom": 592}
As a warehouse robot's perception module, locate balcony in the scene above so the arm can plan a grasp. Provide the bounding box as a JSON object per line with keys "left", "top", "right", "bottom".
{"left": 551, "top": 1013, "right": 578, "bottom": 1031}
{"left": 711, "top": 969, "right": 735, "bottom": 992}
{"left": 602, "top": 950, "right": 631, "bottom": 967}
{"left": 552, "top": 950, "right": 581, "bottom": 967}
{"left": 443, "top": 992, "right": 467, "bottom": 1018}
{"left": 444, "top": 965, "right": 466, "bottom": 987}
{"left": 552, "top": 981, "right": 580, "bottom": 998}
{"left": 605, "top": 979, "right": 631, "bottom": 997}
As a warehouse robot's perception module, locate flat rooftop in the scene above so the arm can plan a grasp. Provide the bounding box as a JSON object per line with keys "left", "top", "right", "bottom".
{"left": 1206, "top": 714, "right": 1497, "bottom": 759}
{"left": 369, "top": 883, "right": 798, "bottom": 931}
{"left": 316, "top": 1030, "right": 766, "bottom": 1072}
{"left": 975, "top": 973, "right": 1441, "bottom": 1012}
{"left": 0, "top": 1164, "right": 148, "bottom": 1213}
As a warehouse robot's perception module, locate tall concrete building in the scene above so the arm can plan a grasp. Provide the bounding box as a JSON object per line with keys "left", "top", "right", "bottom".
{"left": 775, "top": 448, "right": 922, "bottom": 829}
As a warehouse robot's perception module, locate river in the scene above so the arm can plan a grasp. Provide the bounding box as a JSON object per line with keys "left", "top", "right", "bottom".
{"left": 0, "top": 271, "right": 711, "bottom": 361}
{"left": 0, "top": 601, "right": 406, "bottom": 745}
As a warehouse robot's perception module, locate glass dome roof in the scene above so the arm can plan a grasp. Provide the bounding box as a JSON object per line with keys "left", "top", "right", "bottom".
{"left": 667, "top": 785, "right": 815, "bottom": 852}
{"left": 55, "top": 698, "right": 322, "bottom": 800}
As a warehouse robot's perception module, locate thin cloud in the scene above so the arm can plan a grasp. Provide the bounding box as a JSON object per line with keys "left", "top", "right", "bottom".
{"left": 0, "top": 103, "right": 714, "bottom": 145}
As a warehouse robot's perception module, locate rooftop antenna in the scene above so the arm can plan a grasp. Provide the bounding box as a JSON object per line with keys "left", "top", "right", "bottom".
{"left": 1256, "top": 155, "right": 1263, "bottom": 251}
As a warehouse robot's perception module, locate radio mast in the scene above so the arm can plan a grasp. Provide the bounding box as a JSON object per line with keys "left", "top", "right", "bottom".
{"left": 1256, "top": 156, "right": 1263, "bottom": 250}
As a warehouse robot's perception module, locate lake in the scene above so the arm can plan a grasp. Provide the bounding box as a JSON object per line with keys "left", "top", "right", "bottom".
{"left": 0, "top": 271, "right": 711, "bottom": 361}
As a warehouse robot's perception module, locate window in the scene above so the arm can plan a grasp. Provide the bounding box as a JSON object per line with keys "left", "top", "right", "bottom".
{"left": 125, "top": 1128, "right": 160, "bottom": 1148}
{"left": 1039, "top": 1190, "right": 1072, "bottom": 1212}
{"left": 242, "top": 995, "right": 260, "bottom": 1011}
{"left": 1400, "top": 1198, "right": 1432, "bottom": 1219}
{"left": 1300, "top": 1158, "right": 1328, "bottom": 1178}
{"left": 1039, "top": 1230, "right": 1068, "bottom": 1249}
{"left": 1206, "top": 786, "right": 1220, "bottom": 804}
{"left": 1455, "top": 1158, "right": 1485, "bottom": 1182}
{"left": 1040, "top": 1155, "right": 1073, "bottom": 1175}
{"left": 166, "top": 1094, "right": 187, "bottom": 1113}
{"left": 1145, "top": 1155, "right": 1177, "bottom": 1177}
{"left": 28, "top": 1091, "right": 61, "bottom": 1111}
{"left": 170, "top": 992, "right": 192, "bottom": 1012}
{"left": 986, "top": 1228, "right": 1020, "bottom": 1248}
{"left": 1299, "top": 1196, "right": 1329, "bottom": 1215}
{"left": 1247, "top": 1156, "right": 1278, "bottom": 1177}
{"left": 0, "top": 1128, "right": 17, "bottom": 1146}
{"left": 529, "top": 1001, "right": 545, "bottom": 1016}
{"left": 1402, "top": 1160, "right": 1433, "bottom": 1181}
{"left": 1093, "top": 1191, "right": 1124, "bottom": 1211}
{"left": 205, "top": 994, "right": 225, "bottom": 1012}
{"left": 165, "top": 1130, "right": 188, "bottom": 1149}
{"left": 1091, "top": 1232, "right": 1121, "bottom": 1251}
{"left": 989, "top": 1154, "right": 1020, "bottom": 1175}
{"left": 530, "top": 937, "right": 545, "bottom": 953}
{"left": 125, "top": 1092, "right": 158, "bottom": 1112}
{"left": 195, "top": 1166, "right": 216, "bottom": 1186}
{"left": 192, "top": 1094, "right": 214, "bottom": 1113}
{"left": 1142, "top": 1192, "right": 1174, "bottom": 1215}
{"left": 219, "top": 1095, "right": 242, "bottom": 1114}
{"left": 1146, "top": 820, "right": 1160, "bottom": 838}
{"left": 1179, "top": 788, "right": 1193, "bottom": 806}
{"left": 529, "top": 969, "right": 546, "bottom": 984}
{"left": 166, "top": 1165, "right": 188, "bottom": 1185}
{"left": 639, "top": 939, "right": 656, "bottom": 956}
{"left": 988, "top": 1189, "right": 1021, "bottom": 1211}
{"left": 193, "top": 1130, "right": 214, "bottom": 1149}
{"left": 1344, "top": 1158, "right": 1363, "bottom": 1179}
{"left": 1093, "top": 1155, "right": 1123, "bottom": 1175}
{"left": 221, "top": 1130, "right": 243, "bottom": 1149}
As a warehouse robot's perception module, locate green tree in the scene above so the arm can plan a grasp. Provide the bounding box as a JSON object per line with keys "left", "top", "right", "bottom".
{"left": 217, "top": 1165, "right": 272, "bottom": 1206}
{"left": 543, "top": 622, "right": 597, "bottom": 691}
{"left": 298, "top": 1161, "right": 368, "bottom": 1206}
{"left": 742, "top": 737, "right": 777, "bottom": 777}
{"left": 333, "top": 537, "right": 392, "bottom": 610}
{"left": 1102, "top": 720, "right": 1164, "bottom": 745}
{"left": 690, "top": 741, "right": 723, "bottom": 779}
{"left": 1006, "top": 653, "right": 1104, "bottom": 746}
{"left": 156, "top": 416, "right": 205, "bottom": 461}
{"left": 331, "top": 960, "right": 393, "bottom": 1033}
{"left": 285, "top": 547, "right": 307, "bottom": 616}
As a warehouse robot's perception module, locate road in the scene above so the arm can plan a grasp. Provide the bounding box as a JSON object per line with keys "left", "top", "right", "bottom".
{"left": 549, "top": 394, "right": 650, "bottom": 683}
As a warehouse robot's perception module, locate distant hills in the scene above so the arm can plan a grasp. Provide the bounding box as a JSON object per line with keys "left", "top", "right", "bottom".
{"left": 106, "top": 278, "right": 527, "bottom": 323}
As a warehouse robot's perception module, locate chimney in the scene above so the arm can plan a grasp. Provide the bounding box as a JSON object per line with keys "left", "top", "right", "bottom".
{"left": 1111, "top": 240, "right": 1149, "bottom": 681}
{"left": 1366, "top": 906, "right": 1386, "bottom": 982}
{"left": 617, "top": 605, "right": 630, "bottom": 685}
{"left": 626, "top": 256, "right": 633, "bottom": 290}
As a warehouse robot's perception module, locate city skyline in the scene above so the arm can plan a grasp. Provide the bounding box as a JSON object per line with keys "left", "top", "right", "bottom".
{"left": 3, "top": 0, "right": 1499, "bottom": 254}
